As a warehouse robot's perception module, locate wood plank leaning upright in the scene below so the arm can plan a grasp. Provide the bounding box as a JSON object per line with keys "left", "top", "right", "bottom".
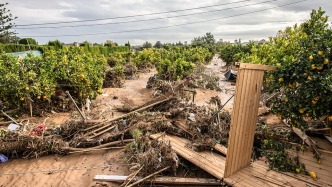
{"left": 224, "top": 63, "right": 276, "bottom": 177}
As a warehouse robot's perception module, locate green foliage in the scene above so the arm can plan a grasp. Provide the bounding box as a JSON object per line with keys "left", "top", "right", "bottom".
{"left": 0, "top": 47, "right": 107, "bottom": 110}
{"left": 0, "top": 2, "right": 17, "bottom": 44}
{"left": 157, "top": 58, "right": 195, "bottom": 80}
{"left": 80, "top": 41, "right": 90, "bottom": 47}
{"left": 191, "top": 32, "right": 215, "bottom": 47}
{"left": 48, "top": 40, "right": 63, "bottom": 50}
{"left": 124, "top": 41, "right": 131, "bottom": 48}
{"left": 154, "top": 41, "right": 163, "bottom": 48}
{"left": 0, "top": 53, "right": 55, "bottom": 109}
{"left": 133, "top": 48, "right": 160, "bottom": 69}
{"left": 18, "top": 38, "right": 38, "bottom": 45}
{"left": 0, "top": 44, "right": 54, "bottom": 53}
{"left": 142, "top": 41, "right": 152, "bottom": 49}
{"left": 244, "top": 8, "right": 332, "bottom": 130}
{"left": 218, "top": 42, "right": 255, "bottom": 66}
{"left": 113, "top": 63, "right": 125, "bottom": 78}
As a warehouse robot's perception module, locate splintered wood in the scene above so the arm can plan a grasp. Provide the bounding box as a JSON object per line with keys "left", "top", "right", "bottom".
{"left": 150, "top": 133, "right": 226, "bottom": 179}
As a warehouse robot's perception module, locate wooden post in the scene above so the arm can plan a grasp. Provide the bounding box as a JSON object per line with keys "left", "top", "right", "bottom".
{"left": 224, "top": 63, "right": 276, "bottom": 177}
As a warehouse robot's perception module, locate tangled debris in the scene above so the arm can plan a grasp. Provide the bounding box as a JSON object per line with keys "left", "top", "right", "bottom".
{"left": 188, "top": 66, "right": 222, "bottom": 91}
{"left": 146, "top": 74, "right": 174, "bottom": 94}
{"left": 103, "top": 69, "right": 124, "bottom": 88}
{"left": 125, "top": 131, "right": 179, "bottom": 176}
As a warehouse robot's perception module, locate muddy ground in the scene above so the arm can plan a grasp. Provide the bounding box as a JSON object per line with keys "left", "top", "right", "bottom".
{"left": 0, "top": 57, "right": 237, "bottom": 187}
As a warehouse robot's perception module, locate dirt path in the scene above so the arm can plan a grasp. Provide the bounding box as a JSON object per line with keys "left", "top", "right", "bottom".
{"left": 0, "top": 59, "right": 235, "bottom": 187}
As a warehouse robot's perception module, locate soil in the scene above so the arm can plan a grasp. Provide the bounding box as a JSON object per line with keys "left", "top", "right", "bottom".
{"left": 0, "top": 57, "right": 236, "bottom": 187}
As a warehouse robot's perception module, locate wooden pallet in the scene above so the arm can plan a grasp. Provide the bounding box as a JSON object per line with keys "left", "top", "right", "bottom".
{"left": 150, "top": 133, "right": 226, "bottom": 179}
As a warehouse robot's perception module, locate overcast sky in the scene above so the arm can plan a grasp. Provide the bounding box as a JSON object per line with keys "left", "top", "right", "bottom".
{"left": 7, "top": 0, "right": 332, "bottom": 45}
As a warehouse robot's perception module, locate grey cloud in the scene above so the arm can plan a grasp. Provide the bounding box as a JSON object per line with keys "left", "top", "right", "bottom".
{"left": 7, "top": 0, "right": 332, "bottom": 45}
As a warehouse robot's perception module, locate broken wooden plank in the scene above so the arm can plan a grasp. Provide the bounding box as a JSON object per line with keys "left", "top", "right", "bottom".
{"left": 224, "top": 160, "right": 330, "bottom": 187}
{"left": 94, "top": 175, "right": 221, "bottom": 186}
{"left": 213, "top": 143, "right": 227, "bottom": 156}
{"left": 150, "top": 133, "right": 226, "bottom": 180}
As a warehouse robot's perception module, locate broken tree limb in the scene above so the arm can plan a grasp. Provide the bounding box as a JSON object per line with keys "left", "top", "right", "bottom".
{"left": 209, "top": 95, "right": 234, "bottom": 123}
{"left": 66, "top": 91, "right": 86, "bottom": 121}
{"left": 0, "top": 108, "right": 19, "bottom": 116}
{"left": 0, "top": 110, "right": 19, "bottom": 124}
{"left": 282, "top": 120, "right": 320, "bottom": 158}
{"left": 68, "top": 147, "right": 124, "bottom": 154}
{"left": 94, "top": 175, "right": 221, "bottom": 186}
{"left": 122, "top": 165, "right": 144, "bottom": 187}
{"left": 84, "top": 97, "right": 175, "bottom": 139}
{"left": 126, "top": 166, "right": 171, "bottom": 187}
{"left": 62, "top": 139, "right": 134, "bottom": 152}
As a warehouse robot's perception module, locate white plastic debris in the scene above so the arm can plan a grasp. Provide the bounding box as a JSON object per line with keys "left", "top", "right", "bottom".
{"left": 188, "top": 113, "right": 196, "bottom": 122}
{"left": 8, "top": 123, "right": 20, "bottom": 131}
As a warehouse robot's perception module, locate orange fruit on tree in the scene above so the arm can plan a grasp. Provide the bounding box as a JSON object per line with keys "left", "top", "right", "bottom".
{"left": 310, "top": 64, "right": 316, "bottom": 70}
{"left": 312, "top": 99, "right": 317, "bottom": 104}
{"left": 299, "top": 109, "right": 305, "bottom": 114}
{"left": 309, "top": 55, "right": 314, "bottom": 61}
{"left": 278, "top": 77, "right": 284, "bottom": 83}
{"left": 328, "top": 116, "right": 332, "bottom": 122}
{"left": 318, "top": 51, "right": 324, "bottom": 56}
{"left": 323, "top": 58, "right": 329, "bottom": 64}
{"left": 307, "top": 76, "right": 312, "bottom": 81}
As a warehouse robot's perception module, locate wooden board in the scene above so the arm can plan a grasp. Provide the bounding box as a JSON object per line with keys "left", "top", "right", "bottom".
{"left": 94, "top": 175, "right": 221, "bottom": 186}
{"left": 288, "top": 148, "right": 332, "bottom": 184}
{"left": 238, "top": 63, "right": 277, "bottom": 71}
{"left": 224, "top": 68, "right": 265, "bottom": 177}
{"left": 174, "top": 120, "right": 227, "bottom": 156}
{"left": 224, "top": 160, "right": 331, "bottom": 187}
{"left": 150, "top": 133, "right": 226, "bottom": 179}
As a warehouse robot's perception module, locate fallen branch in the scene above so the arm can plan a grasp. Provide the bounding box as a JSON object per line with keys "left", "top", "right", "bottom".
{"left": 69, "top": 146, "right": 124, "bottom": 154}
{"left": 95, "top": 175, "right": 221, "bottom": 186}
{"left": 63, "top": 139, "right": 134, "bottom": 152}
{"left": 282, "top": 120, "right": 320, "bottom": 158}
{"left": 85, "top": 97, "right": 175, "bottom": 139}
{"left": 122, "top": 165, "right": 144, "bottom": 187}
{"left": 127, "top": 166, "right": 171, "bottom": 187}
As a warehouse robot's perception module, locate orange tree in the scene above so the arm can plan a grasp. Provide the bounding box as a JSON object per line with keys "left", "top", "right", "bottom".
{"left": 0, "top": 47, "right": 106, "bottom": 112}
{"left": 243, "top": 8, "right": 332, "bottom": 130}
